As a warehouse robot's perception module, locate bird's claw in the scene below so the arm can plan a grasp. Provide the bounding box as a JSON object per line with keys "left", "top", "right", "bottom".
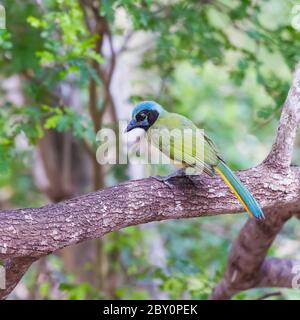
{"left": 151, "top": 175, "right": 175, "bottom": 188}
{"left": 151, "top": 173, "right": 199, "bottom": 188}
{"left": 184, "top": 175, "right": 198, "bottom": 187}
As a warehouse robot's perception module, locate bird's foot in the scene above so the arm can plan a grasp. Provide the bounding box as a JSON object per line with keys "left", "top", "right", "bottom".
{"left": 151, "top": 175, "right": 176, "bottom": 188}
{"left": 184, "top": 175, "right": 198, "bottom": 188}
{"left": 151, "top": 169, "right": 197, "bottom": 188}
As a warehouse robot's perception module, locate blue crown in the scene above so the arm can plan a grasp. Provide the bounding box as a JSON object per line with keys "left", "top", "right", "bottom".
{"left": 132, "top": 101, "right": 164, "bottom": 118}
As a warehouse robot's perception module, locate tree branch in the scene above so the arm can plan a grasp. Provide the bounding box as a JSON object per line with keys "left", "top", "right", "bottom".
{"left": 0, "top": 164, "right": 300, "bottom": 299}
{"left": 211, "top": 257, "right": 298, "bottom": 300}
{"left": 1, "top": 257, "right": 36, "bottom": 300}
{"left": 264, "top": 63, "right": 300, "bottom": 169}
{"left": 210, "top": 210, "right": 294, "bottom": 299}
{"left": 1, "top": 166, "right": 299, "bottom": 259}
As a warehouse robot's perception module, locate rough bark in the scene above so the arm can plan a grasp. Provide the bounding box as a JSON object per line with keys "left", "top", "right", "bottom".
{"left": 212, "top": 257, "right": 298, "bottom": 299}
{"left": 0, "top": 163, "right": 299, "bottom": 299}
{"left": 1, "top": 63, "right": 300, "bottom": 299}
{"left": 264, "top": 63, "right": 300, "bottom": 169}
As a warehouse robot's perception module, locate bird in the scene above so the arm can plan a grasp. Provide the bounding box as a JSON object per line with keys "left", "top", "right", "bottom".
{"left": 125, "top": 100, "right": 265, "bottom": 220}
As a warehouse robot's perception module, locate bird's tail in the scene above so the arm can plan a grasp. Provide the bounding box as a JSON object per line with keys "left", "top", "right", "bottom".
{"left": 215, "top": 160, "right": 265, "bottom": 220}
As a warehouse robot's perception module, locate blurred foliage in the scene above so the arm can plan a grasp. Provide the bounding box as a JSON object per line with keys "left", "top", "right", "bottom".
{"left": 1, "top": 0, "right": 300, "bottom": 300}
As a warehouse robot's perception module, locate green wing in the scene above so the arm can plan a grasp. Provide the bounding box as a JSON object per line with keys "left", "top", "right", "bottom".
{"left": 148, "top": 112, "right": 220, "bottom": 176}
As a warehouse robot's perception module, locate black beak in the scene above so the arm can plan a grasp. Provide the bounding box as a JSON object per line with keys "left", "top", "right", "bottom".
{"left": 125, "top": 119, "right": 137, "bottom": 133}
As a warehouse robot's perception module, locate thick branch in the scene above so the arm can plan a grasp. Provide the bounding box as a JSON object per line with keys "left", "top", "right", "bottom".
{"left": 0, "top": 165, "right": 299, "bottom": 260}
{"left": 1, "top": 257, "right": 36, "bottom": 300}
{"left": 258, "top": 258, "right": 298, "bottom": 288}
{"left": 210, "top": 209, "right": 293, "bottom": 299}
{"left": 264, "top": 63, "right": 300, "bottom": 168}
{"left": 0, "top": 163, "right": 300, "bottom": 299}
{"left": 211, "top": 257, "right": 298, "bottom": 299}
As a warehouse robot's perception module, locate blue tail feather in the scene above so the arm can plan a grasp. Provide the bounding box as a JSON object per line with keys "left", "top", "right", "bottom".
{"left": 216, "top": 161, "right": 265, "bottom": 220}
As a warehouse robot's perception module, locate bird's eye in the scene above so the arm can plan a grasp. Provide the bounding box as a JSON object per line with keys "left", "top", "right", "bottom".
{"left": 136, "top": 112, "right": 146, "bottom": 121}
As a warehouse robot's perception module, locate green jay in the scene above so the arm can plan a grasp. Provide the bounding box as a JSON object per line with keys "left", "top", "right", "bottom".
{"left": 125, "top": 101, "right": 264, "bottom": 220}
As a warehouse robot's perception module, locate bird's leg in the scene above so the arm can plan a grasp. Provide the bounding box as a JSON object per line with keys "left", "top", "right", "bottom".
{"left": 152, "top": 168, "right": 186, "bottom": 181}
{"left": 152, "top": 169, "right": 197, "bottom": 188}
